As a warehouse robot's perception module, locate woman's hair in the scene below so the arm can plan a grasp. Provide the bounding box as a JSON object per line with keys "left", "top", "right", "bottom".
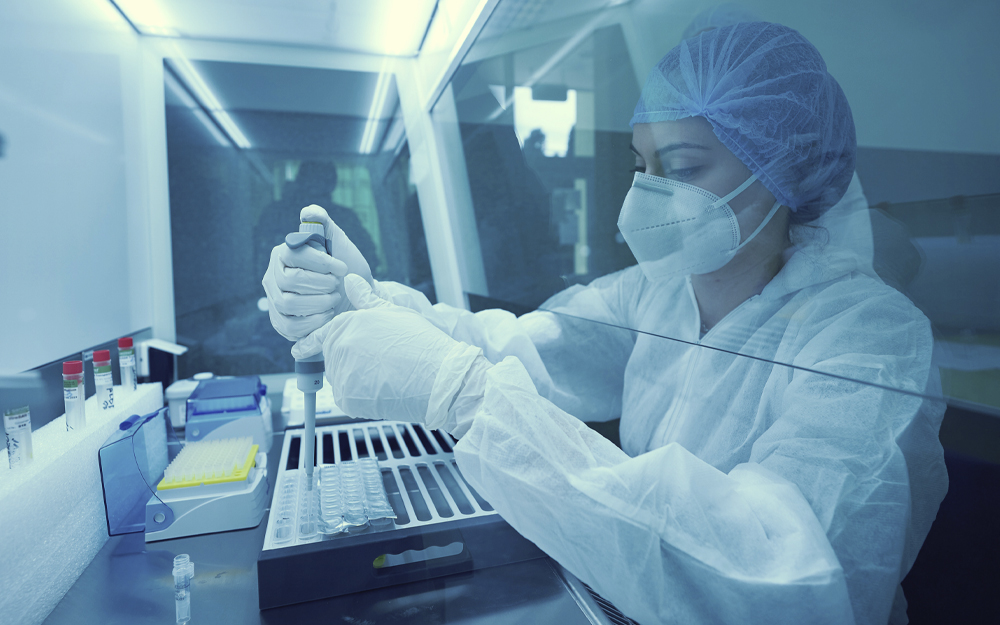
{"left": 631, "top": 22, "right": 856, "bottom": 224}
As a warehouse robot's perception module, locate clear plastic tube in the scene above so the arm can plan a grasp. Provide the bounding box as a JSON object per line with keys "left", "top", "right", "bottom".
{"left": 3, "top": 405, "right": 33, "bottom": 469}
{"left": 173, "top": 554, "right": 193, "bottom": 624}
{"left": 93, "top": 350, "right": 115, "bottom": 411}
{"left": 63, "top": 361, "right": 86, "bottom": 431}
{"left": 118, "top": 337, "right": 137, "bottom": 394}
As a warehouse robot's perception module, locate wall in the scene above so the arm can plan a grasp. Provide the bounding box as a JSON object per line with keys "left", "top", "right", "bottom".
{"left": 0, "top": 1, "right": 162, "bottom": 375}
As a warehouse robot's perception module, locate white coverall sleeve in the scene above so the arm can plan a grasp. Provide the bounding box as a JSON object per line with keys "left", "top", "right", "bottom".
{"left": 377, "top": 270, "right": 642, "bottom": 421}
{"left": 448, "top": 285, "right": 941, "bottom": 625}
{"left": 453, "top": 357, "right": 855, "bottom": 625}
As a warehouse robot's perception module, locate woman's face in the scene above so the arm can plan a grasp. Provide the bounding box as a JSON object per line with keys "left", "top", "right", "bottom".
{"left": 630, "top": 117, "right": 782, "bottom": 246}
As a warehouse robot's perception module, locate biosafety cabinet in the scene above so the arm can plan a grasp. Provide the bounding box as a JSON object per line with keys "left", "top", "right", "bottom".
{"left": 2, "top": 1, "right": 999, "bottom": 624}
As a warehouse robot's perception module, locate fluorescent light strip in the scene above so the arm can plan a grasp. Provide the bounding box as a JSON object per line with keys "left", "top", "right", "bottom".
{"left": 359, "top": 63, "right": 393, "bottom": 154}
{"left": 381, "top": 114, "right": 406, "bottom": 154}
{"left": 165, "top": 71, "right": 231, "bottom": 147}
{"left": 169, "top": 55, "right": 252, "bottom": 149}
{"left": 193, "top": 110, "right": 234, "bottom": 148}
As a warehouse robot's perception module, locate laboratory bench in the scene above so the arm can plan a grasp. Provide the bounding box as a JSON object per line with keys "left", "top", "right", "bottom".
{"left": 42, "top": 374, "right": 613, "bottom": 625}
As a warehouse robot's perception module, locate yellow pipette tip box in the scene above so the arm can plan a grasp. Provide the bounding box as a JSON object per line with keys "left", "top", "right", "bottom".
{"left": 157, "top": 438, "right": 259, "bottom": 491}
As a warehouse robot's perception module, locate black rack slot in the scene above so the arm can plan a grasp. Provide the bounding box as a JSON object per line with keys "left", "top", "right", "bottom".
{"left": 434, "top": 462, "right": 473, "bottom": 514}
{"left": 322, "top": 433, "right": 335, "bottom": 464}
{"left": 431, "top": 429, "right": 454, "bottom": 453}
{"left": 398, "top": 425, "right": 421, "bottom": 457}
{"left": 353, "top": 429, "right": 369, "bottom": 458}
{"left": 286, "top": 435, "right": 301, "bottom": 470}
{"left": 383, "top": 426, "right": 404, "bottom": 459}
{"left": 417, "top": 464, "right": 453, "bottom": 517}
{"left": 338, "top": 431, "right": 352, "bottom": 461}
{"left": 368, "top": 427, "right": 387, "bottom": 460}
{"left": 398, "top": 467, "right": 432, "bottom": 521}
{"left": 381, "top": 469, "right": 409, "bottom": 526}
{"left": 413, "top": 425, "right": 438, "bottom": 455}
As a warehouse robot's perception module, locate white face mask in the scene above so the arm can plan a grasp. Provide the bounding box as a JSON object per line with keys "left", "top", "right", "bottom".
{"left": 617, "top": 171, "right": 781, "bottom": 282}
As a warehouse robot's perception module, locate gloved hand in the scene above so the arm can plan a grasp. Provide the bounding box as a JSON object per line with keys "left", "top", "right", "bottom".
{"left": 293, "top": 274, "right": 489, "bottom": 430}
{"left": 301, "top": 204, "right": 374, "bottom": 284}
{"left": 261, "top": 204, "right": 376, "bottom": 341}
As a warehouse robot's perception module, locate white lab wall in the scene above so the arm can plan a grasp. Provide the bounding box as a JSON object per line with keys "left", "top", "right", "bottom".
{"left": 627, "top": 0, "right": 1000, "bottom": 154}
{"left": 0, "top": 1, "right": 162, "bottom": 374}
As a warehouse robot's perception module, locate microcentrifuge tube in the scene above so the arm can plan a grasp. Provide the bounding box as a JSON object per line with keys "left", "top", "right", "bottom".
{"left": 93, "top": 350, "right": 115, "bottom": 411}
{"left": 173, "top": 554, "right": 193, "bottom": 624}
{"left": 118, "top": 337, "right": 137, "bottom": 394}
{"left": 4, "top": 405, "right": 33, "bottom": 469}
{"left": 63, "top": 361, "right": 86, "bottom": 431}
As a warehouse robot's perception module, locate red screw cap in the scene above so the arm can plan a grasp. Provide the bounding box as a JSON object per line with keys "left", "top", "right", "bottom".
{"left": 63, "top": 361, "right": 83, "bottom": 375}
{"left": 93, "top": 350, "right": 111, "bottom": 361}
{"left": 118, "top": 337, "right": 133, "bottom": 349}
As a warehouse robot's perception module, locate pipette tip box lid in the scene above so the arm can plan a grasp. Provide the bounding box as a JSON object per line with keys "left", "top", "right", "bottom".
{"left": 99, "top": 408, "right": 268, "bottom": 542}
{"left": 98, "top": 409, "right": 171, "bottom": 536}
{"left": 184, "top": 376, "right": 272, "bottom": 452}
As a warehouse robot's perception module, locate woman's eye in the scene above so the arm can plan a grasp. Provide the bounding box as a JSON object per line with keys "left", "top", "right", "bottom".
{"left": 668, "top": 167, "right": 698, "bottom": 182}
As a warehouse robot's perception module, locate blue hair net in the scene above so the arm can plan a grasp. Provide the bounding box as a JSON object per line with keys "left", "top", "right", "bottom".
{"left": 631, "top": 22, "right": 856, "bottom": 223}
{"left": 681, "top": 3, "right": 761, "bottom": 40}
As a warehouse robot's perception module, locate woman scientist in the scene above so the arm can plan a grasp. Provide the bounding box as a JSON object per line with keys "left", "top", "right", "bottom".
{"left": 263, "top": 22, "right": 946, "bottom": 625}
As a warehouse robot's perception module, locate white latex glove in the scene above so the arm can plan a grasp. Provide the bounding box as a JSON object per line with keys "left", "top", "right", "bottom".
{"left": 301, "top": 204, "right": 374, "bottom": 285}
{"left": 261, "top": 204, "right": 375, "bottom": 341}
{"left": 294, "top": 274, "right": 489, "bottom": 430}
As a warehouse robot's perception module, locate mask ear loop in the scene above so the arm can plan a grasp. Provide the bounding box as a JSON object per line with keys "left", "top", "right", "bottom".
{"left": 733, "top": 200, "right": 782, "bottom": 252}
{"left": 709, "top": 172, "right": 760, "bottom": 209}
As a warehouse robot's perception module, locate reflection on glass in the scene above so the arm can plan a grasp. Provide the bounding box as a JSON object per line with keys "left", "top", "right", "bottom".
{"left": 441, "top": 2, "right": 999, "bottom": 414}
{"left": 166, "top": 61, "right": 432, "bottom": 377}
{"left": 384, "top": 7, "right": 983, "bottom": 623}
{"left": 441, "top": 19, "right": 642, "bottom": 308}
{"left": 161, "top": 1, "right": 997, "bottom": 623}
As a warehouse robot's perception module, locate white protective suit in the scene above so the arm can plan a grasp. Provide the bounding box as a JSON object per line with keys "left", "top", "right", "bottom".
{"left": 372, "top": 234, "right": 947, "bottom": 625}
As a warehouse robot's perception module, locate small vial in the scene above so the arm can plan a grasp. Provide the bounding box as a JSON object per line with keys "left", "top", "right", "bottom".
{"left": 118, "top": 337, "right": 137, "bottom": 394}
{"left": 4, "top": 405, "right": 33, "bottom": 469}
{"left": 93, "top": 350, "right": 115, "bottom": 411}
{"left": 63, "top": 361, "right": 86, "bottom": 431}
{"left": 173, "top": 554, "right": 194, "bottom": 624}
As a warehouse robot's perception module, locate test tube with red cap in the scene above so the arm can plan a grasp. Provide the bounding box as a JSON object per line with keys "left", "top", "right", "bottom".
{"left": 93, "top": 350, "right": 115, "bottom": 410}
{"left": 118, "top": 337, "right": 137, "bottom": 393}
{"left": 63, "top": 360, "right": 86, "bottom": 430}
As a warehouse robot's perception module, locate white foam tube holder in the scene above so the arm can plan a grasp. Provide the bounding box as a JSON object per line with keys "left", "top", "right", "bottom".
{"left": 0, "top": 383, "right": 164, "bottom": 625}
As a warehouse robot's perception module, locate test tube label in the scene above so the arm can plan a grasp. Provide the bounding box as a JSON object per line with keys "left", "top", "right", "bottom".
{"left": 4, "top": 406, "right": 33, "bottom": 468}
{"left": 63, "top": 379, "right": 82, "bottom": 402}
{"left": 119, "top": 348, "right": 137, "bottom": 392}
{"left": 95, "top": 364, "right": 115, "bottom": 410}
{"left": 119, "top": 348, "right": 135, "bottom": 368}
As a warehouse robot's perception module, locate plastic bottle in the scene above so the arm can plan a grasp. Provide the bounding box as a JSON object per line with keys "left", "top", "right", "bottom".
{"left": 173, "top": 554, "right": 194, "bottom": 624}
{"left": 63, "top": 361, "right": 86, "bottom": 431}
{"left": 93, "top": 350, "right": 115, "bottom": 411}
{"left": 118, "top": 337, "right": 137, "bottom": 394}
{"left": 4, "top": 405, "right": 33, "bottom": 469}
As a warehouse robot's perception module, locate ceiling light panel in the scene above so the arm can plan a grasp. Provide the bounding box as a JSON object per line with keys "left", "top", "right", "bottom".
{"left": 115, "top": 0, "right": 437, "bottom": 56}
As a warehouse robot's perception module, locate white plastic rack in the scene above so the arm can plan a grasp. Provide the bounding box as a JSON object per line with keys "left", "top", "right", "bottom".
{"left": 258, "top": 420, "right": 546, "bottom": 609}
{"left": 262, "top": 420, "right": 498, "bottom": 550}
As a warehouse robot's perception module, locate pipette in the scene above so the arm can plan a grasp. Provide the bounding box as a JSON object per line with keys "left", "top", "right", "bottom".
{"left": 284, "top": 220, "right": 328, "bottom": 491}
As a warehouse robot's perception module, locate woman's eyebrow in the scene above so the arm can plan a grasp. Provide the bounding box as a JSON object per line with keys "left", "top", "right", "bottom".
{"left": 655, "top": 142, "right": 709, "bottom": 157}
{"left": 629, "top": 142, "right": 709, "bottom": 158}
